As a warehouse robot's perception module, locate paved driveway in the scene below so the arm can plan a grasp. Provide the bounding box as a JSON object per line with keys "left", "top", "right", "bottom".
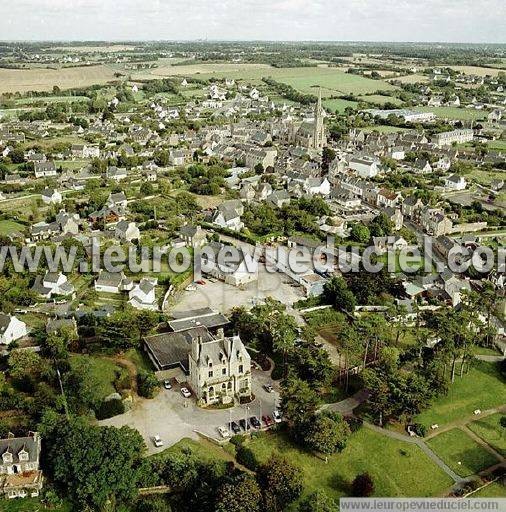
{"left": 99, "top": 368, "right": 280, "bottom": 454}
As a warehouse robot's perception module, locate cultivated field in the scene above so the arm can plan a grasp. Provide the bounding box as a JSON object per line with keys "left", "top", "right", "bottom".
{"left": 449, "top": 65, "right": 505, "bottom": 77}
{"left": 0, "top": 65, "right": 118, "bottom": 94}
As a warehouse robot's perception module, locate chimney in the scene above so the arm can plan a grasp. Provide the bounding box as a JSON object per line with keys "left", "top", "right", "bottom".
{"left": 217, "top": 328, "right": 224, "bottom": 339}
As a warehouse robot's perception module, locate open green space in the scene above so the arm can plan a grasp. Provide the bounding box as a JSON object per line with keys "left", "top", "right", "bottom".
{"left": 14, "top": 95, "right": 90, "bottom": 105}
{"left": 0, "top": 219, "right": 26, "bottom": 235}
{"left": 467, "top": 413, "right": 506, "bottom": 456}
{"left": 415, "top": 361, "right": 506, "bottom": 428}
{"left": 0, "top": 498, "right": 72, "bottom": 512}
{"left": 359, "top": 94, "right": 404, "bottom": 106}
{"left": 413, "top": 106, "right": 487, "bottom": 122}
{"left": 323, "top": 98, "right": 358, "bottom": 113}
{"left": 69, "top": 354, "right": 126, "bottom": 400}
{"left": 470, "top": 481, "right": 506, "bottom": 497}
{"left": 247, "top": 428, "right": 453, "bottom": 503}
{"left": 427, "top": 428, "right": 498, "bottom": 477}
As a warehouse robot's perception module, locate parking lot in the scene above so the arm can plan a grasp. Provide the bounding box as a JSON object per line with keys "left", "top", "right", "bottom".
{"left": 170, "top": 265, "right": 304, "bottom": 315}
{"left": 99, "top": 367, "right": 280, "bottom": 454}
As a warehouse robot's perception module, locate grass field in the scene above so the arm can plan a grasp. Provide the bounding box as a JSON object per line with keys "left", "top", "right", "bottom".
{"left": 449, "top": 66, "right": 505, "bottom": 77}
{"left": 0, "top": 498, "right": 72, "bottom": 512}
{"left": 0, "top": 64, "right": 118, "bottom": 94}
{"left": 0, "top": 219, "right": 26, "bottom": 235}
{"left": 14, "top": 95, "right": 90, "bottom": 105}
{"left": 467, "top": 414, "right": 506, "bottom": 456}
{"left": 427, "top": 429, "right": 498, "bottom": 477}
{"left": 247, "top": 428, "right": 453, "bottom": 502}
{"left": 323, "top": 98, "right": 358, "bottom": 112}
{"left": 415, "top": 361, "right": 506, "bottom": 428}
{"left": 413, "top": 106, "right": 487, "bottom": 122}
{"left": 487, "top": 140, "right": 506, "bottom": 152}
{"left": 359, "top": 94, "right": 404, "bottom": 106}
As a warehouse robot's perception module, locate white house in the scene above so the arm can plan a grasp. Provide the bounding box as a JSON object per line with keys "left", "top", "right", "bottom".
{"left": 444, "top": 174, "right": 467, "bottom": 191}
{"left": 305, "top": 177, "right": 331, "bottom": 196}
{"left": 349, "top": 156, "right": 379, "bottom": 178}
{"left": 41, "top": 188, "right": 62, "bottom": 205}
{"left": 0, "top": 314, "right": 27, "bottom": 345}
{"left": 115, "top": 220, "right": 140, "bottom": 242}
{"left": 128, "top": 278, "right": 158, "bottom": 310}
{"left": 34, "top": 161, "right": 57, "bottom": 178}
{"left": 94, "top": 271, "right": 133, "bottom": 294}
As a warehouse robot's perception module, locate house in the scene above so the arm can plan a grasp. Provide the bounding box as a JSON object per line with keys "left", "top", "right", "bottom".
{"left": 0, "top": 314, "right": 27, "bottom": 345}
{"left": 420, "top": 207, "right": 453, "bottom": 236}
{"left": 373, "top": 236, "right": 408, "bottom": 254}
{"left": 488, "top": 109, "right": 502, "bottom": 123}
{"left": 431, "top": 129, "right": 473, "bottom": 147}
{"left": 32, "top": 272, "right": 75, "bottom": 299}
{"left": 212, "top": 200, "right": 244, "bottom": 232}
{"left": 129, "top": 278, "right": 158, "bottom": 310}
{"left": 56, "top": 211, "right": 79, "bottom": 235}
{"left": 189, "top": 329, "right": 252, "bottom": 405}
{"left": 115, "top": 220, "right": 140, "bottom": 242}
{"left": 413, "top": 159, "right": 432, "bottom": 174}
{"left": 71, "top": 144, "right": 100, "bottom": 159}
{"left": 34, "top": 161, "right": 57, "bottom": 178}
{"left": 384, "top": 207, "right": 404, "bottom": 231}
{"left": 266, "top": 189, "right": 291, "bottom": 208}
{"left": 245, "top": 147, "right": 277, "bottom": 170}
{"left": 305, "top": 177, "right": 331, "bottom": 196}
{"left": 94, "top": 271, "right": 133, "bottom": 294}
{"left": 179, "top": 225, "right": 207, "bottom": 248}
{"left": 106, "top": 166, "right": 128, "bottom": 181}
{"left": 107, "top": 192, "right": 128, "bottom": 209}
{"left": 169, "top": 149, "right": 192, "bottom": 166}
{"left": 202, "top": 241, "right": 258, "bottom": 287}
{"left": 444, "top": 174, "right": 466, "bottom": 191}
{"left": 349, "top": 156, "right": 379, "bottom": 178}
{"left": 377, "top": 189, "right": 403, "bottom": 208}
{"left": 402, "top": 196, "right": 424, "bottom": 219}
{"left": 0, "top": 432, "right": 43, "bottom": 499}
{"left": 41, "top": 188, "right": 62, "bottom": 205}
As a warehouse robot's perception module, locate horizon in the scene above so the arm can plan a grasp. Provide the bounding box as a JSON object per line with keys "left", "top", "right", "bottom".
{"left": 1, "top": 0, "right": 505, "bottom": 44}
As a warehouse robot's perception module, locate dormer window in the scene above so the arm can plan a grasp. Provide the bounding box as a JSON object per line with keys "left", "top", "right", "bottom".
{"left": 18, "top": 450, "right": 28, "bottom": 462}
{"left": 2, "top": 452, "right": 12, "bottom": 464}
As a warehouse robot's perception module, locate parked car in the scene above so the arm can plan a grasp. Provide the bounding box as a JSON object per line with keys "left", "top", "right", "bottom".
{"left": 180, "top": 387, "right": 191, "bottom": 398}
{"left": 152, "top": 435, "right": 163, "bottom": 447}
{"left": 217, "top": 426, "right": 230, "bottom": 438}
{"left": 230, "top": 421, "right": 241, "bottom": 434}
{"left": 273, "top": 410, "right": 282, "bottom": 423}
{"left": 263, "top": 384, "right": 274, "bottom": 393}
{"left": 262, "top": 415, "right": 274, "bottom": 427}
{"left": 239, "top": 419, "right": 250, "bottom": 431}
{"left": 195, "top": 280, "right": 206, "bottom": 285}
{"left": 185, "top": 285, "right": 197, "bottom": 291}
{"left": 249, "top": 416, "right": 261, "bottom": 429}
{"left": 163, "top": 380, "right": 172, "bottom": 390}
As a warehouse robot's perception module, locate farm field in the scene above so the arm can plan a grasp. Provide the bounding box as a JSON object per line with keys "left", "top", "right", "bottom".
{"left": 415, "top": 361, "right": 505, "bottom": 428}
{"left": 426, "top": 428, "right": 498, "bottom": 477}
{"left": 359, "top": 94, "right": 404, "bottom": 106}
{"left": 449, "top": 65, "right": 505, "bottom": 77}
{"left": 14, "top": 95, "right": 90, "bottom": 105}
{"left": 145, "top": 63, "right": 397, "bottom": 96}
{"left": 394, "top": 74, "right": 429, "bottom": 84}
{"left": 413, "top": 106, "right": 488, "bottom": 122}
{"left": 0, "top": 64, "right": 118, "bottom": 94}
{"left": 247, "top": 428, "right": 453, "bottom": 504}
{"left": 323, "top": 98, "right": 358, "bottom": 113}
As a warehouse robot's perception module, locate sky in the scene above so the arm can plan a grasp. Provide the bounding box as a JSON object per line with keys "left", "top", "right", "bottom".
{"left": 0, "top": 0, "right": 505, "bottom": 43}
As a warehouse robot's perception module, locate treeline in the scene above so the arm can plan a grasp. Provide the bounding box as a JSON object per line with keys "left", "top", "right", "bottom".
{"left": 262, "top": 77, "right": 316, "bottom": 105}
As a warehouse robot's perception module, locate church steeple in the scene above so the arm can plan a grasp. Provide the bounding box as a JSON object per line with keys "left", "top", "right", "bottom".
{"left": 313, "top": 87, "right": 325, "bottom": 150}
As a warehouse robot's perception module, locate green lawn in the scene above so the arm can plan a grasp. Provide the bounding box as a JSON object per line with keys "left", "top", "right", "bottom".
{"left": 427, "top": 429, "right": 498, "bottom": 477}
{"left": 247, "top": 428, "right": 453, "bottom": 503}
{"left": 0, "top": 219, "right": 26, "bottom": 235}
{"left": 359, "top": 94, "right": 404, "bottom": 106}
{"left": 470, "top": 481, "right": 506, "bottom": 497}
{"left": 15, "top": 95, "right": 90, "bottom": 105}
{"left": 415, "top": 361, "right": 506, "bottom": 428}
{"left": 0, "top": 498, "right": 72, "bottom": 512}
{"left": 70, "top": 354, "right": 125, "bottom": 400}
{"left": 155, "top": 437, "right": 234, "bottom": 466}
{"left": 487, "top": 140, "right": 506, "bottom": 152}
{"left": 467, "top": 414, "right": 506, "bottom": 456}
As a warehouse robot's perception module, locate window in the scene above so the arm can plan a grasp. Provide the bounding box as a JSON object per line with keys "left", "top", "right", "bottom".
{"left": 238, "top": 365, "right": 243, "bottom": 374}
{"left": 222, "top": 368, "right": 227, "bottom": 375}
{"left": 208, "top": 371, "right": 213, "bottom": 378}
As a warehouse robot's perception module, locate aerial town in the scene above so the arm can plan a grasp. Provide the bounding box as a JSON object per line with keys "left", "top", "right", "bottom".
{"left": 0, "top": 34, "right": 504, "bottom": 512}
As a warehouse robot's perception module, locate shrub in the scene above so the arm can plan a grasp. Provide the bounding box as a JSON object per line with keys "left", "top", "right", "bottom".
{"left": 95, "top": 398, "right": 125, "bottom": 420}
{"left": 412, "top": 423, "right": 427, "bottom": 437}
{"left": 236, "top": 445, "right": 258, "bottom": 471}
{"left": 137, "top": 370, "right": 160, "bottom": 398}
{"left": 351, "top": 472, "right": 375, "bottom": 497}
{"left": 230, "top": 435, "right": 246, "bottom": 447}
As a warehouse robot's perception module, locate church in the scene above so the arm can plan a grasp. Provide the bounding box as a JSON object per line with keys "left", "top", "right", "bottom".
{"left": 294, "top": 88, "right": 327, "bottom": 150}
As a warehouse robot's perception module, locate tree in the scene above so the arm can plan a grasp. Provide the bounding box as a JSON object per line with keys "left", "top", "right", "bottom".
{"left": 323, "top": 276, "right": 356, "bottom": 313}
{"left": 137, "top": 370, "right": 160, "bottom": 399}
{"left": 44, "top": 418, "right": 146, "bottom": 509}
{"left": 301, "top": 412, "right": 351, "bottom": 455}
{"left": 280, "top": 377, "right": 320, "bottom": 427}
{"left": 257, "top": 455, "right": 303, "bottom": 512}
{"left": 140, "top": 182, "right": 155, "bottom": 197}
{"left": 298, "top": 491, "right": 338, "bottom": 512}
{"left": 8, "top": 350, "right": 44, "bottom": 380}
{"left": 351, "top": 473, "right": 375, "bottom": 497}
{"left": 350, "top": 223, "right": 370, "bottom": 244}
{"left": 8, "top": 147, "right": 25, "bottom": 164}
{"left": 215, "top": 474, "right": 262, "bottom": 512}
